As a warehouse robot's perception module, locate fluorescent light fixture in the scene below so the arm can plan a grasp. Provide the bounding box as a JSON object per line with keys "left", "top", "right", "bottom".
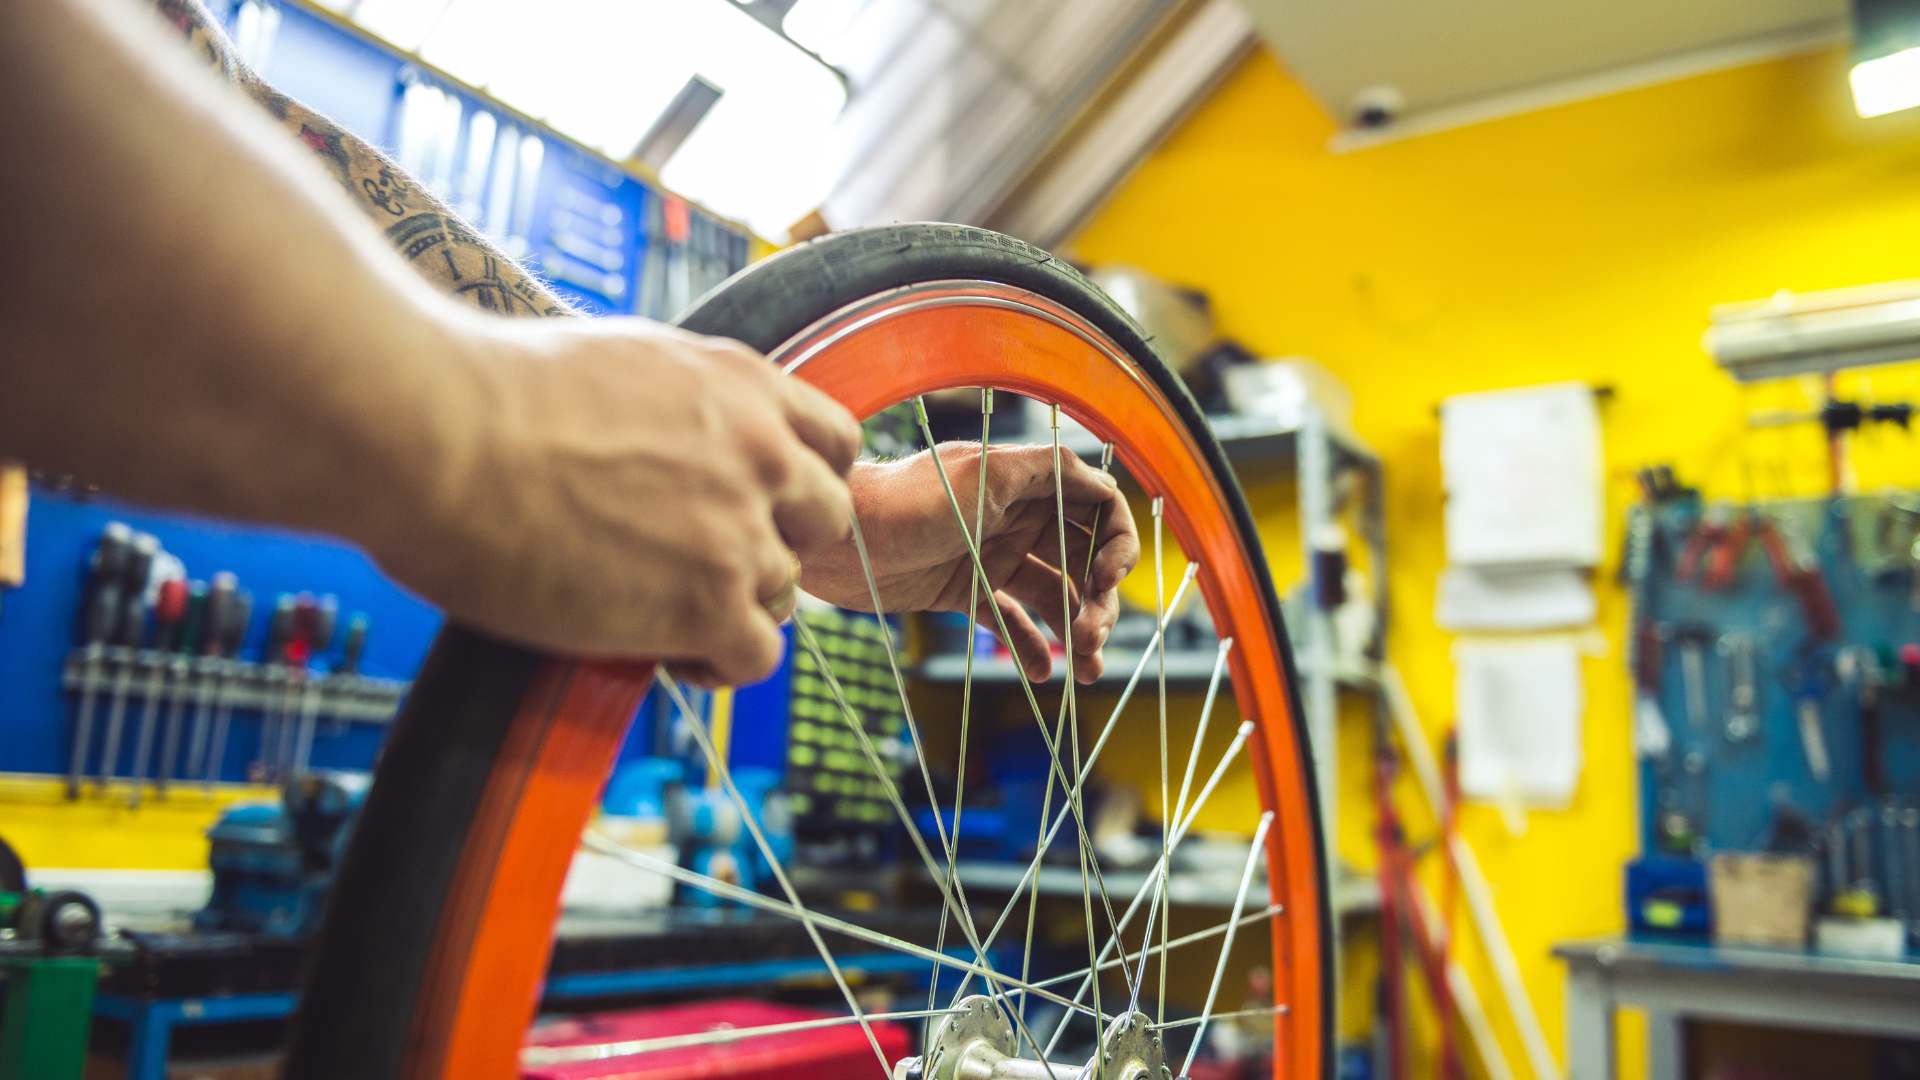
{"left": 1851, "top": 46, "right": 1920, "bottom": 116}
{"left": 1852, "top": 0, "right": 1920, "bottom": 117}
{"left": 1703, "top": 280, "right": 1920, "bottom": 382}
{"left": 348, "top": 0, "right": 846, "bottom": 238}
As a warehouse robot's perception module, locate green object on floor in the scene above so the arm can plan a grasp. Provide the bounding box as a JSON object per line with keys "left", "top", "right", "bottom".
{"left": 0, "top": 955, "right": 100, "bottom": 1080}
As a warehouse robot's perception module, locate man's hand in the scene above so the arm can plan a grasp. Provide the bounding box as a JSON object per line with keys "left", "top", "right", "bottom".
{"left": 798, "top": 444, "right": 1141, "bottom": 684}
{"left": 392, "top": 319, "right": 860, "bottom": 687}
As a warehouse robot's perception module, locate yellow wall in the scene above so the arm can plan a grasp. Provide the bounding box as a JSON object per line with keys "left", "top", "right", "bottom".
{"left": 1069, "top": 42, "right": 1920, "bottom": 1080}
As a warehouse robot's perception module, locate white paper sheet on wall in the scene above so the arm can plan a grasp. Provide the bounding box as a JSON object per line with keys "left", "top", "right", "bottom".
{"left": 1454, "top": 637, "right": 1585, "bottom": 809}
{"left": 1440, "top": 381, "right": 1602, "bottom": 568}
{"left": 1435, "top": 565, "right": 1595, "bottom": 631}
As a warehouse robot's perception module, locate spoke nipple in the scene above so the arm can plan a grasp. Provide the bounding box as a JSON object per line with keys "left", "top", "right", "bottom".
{"left": 914, "top": 396, "right": 930, "bottom": 423}
{"left": 1050, "top": 403, "right": 1061, "bottom": 429}
{"left": 1151, "top": 496, "right": 1163, "bottom": 517}
{"left": 983, "top": 387, "right": 994, "bottom": 414}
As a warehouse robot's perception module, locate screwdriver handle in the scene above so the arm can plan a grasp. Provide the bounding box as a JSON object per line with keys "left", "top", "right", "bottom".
{"left": 339, "top": 614, "right": 368, "bottom": 675}
{"left": 287, "top": 593, "right": 318, "bottom": 668}
{"left": 154, "top": 578, "right": 189, "bottom": 652}
{"left": 178, "top": 581, "right": 209, "bottom": 655}
{"left": 313, "top": 595, "right": 339, "bottom": 661}
{"left": 265, "top": 594, "right": 297, "bottom": 664}
{"left": 201, "top": 573, "right": 237, "bottom": 657}
{"left": 222, "top": 591, "right": 254, "bottom": 659}
{"left": 115, "top": 534, "right": 159, "bottom": 647}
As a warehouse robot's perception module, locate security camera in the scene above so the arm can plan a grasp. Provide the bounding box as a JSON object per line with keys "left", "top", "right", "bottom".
{"left": 1348, "top": 85, "right": 1405, "bottom": 129}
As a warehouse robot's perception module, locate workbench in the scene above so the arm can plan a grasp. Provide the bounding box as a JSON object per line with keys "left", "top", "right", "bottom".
{"left": 1555, "top": 935, "right": 1920, "bottom": 1080}
{"left": 85, "top": 906, "right": 983, "bottom": 1080}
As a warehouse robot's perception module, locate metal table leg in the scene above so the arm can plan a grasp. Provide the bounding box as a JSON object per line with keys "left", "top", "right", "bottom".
{"left": 1565, "top": 960, "right": 1616, "bottom": 1080}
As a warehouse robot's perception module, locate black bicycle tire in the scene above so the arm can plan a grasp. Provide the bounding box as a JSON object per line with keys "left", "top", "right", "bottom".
{"left": 287, "top": 222, "right": 1330, "bottom": 1080}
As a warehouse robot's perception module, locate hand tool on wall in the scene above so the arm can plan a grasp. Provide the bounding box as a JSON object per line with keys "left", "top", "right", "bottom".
{"left": 1674, "top": 624, "right": 1714, "bottom": 736}
{"left": 183, "top": 573, "right": 236, "bottom": 780}
{"left": 1883, "top": 802, "right": 1908, "bottom": 922}
{"left": 153, "top": 580, "right": 208, "bottom": 794}
{"left": 255, "top": 594, "right": 297, "bottom": 782}
{"left": 1755, "top": 514, "right": 1841, "bottom": 641}
{"left": 203, "top": 588, "right": 251, "bottom": 786}
{"left": 1719, "top": 632, "right": 1759, "bottom": 742}
{"left": 1836, "top": 646, "right": 1887, "bottom": 797}
{"left": 291, "top": 595, "right": 338, "bottom": 776}
{"left": 127, "top": 576, "right": 187, "bottom": 807}
{"left": 1848, "top": 807, "right": 1880, "bottom": 915}
{"left": 95, "top": 532, "right": 157, "bottom": 791}
{"left": 1902, "top": 807, "right": 1920, "bottom": 931}
{"left": 1795, "top": 688, "right": 1833, "bottom": 785}
{"left": 66, "top": 523, "right": 131, "bottom": 798}
{"left": 1632, "top": 621, "right": 1673, "bottom": 759}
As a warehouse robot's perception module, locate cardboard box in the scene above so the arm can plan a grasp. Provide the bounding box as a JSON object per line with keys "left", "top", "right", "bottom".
{"left": 1710, "top": 852, "right": 1814, "bottom": 948}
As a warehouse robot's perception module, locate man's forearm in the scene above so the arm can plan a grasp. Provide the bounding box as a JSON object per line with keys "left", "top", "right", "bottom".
{"left": 0, "top": 0, "right": 484, "bottom": 560}
{"left": 155, "top": 0, "right": 571, "bottom": 318}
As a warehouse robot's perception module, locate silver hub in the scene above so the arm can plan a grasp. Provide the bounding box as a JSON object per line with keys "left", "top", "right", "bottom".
{"left": 894, "top": 997, "right": 1168, "bottom": 1080}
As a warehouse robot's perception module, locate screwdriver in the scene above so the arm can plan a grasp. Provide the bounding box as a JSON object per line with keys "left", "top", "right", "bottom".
{"left": 66, "top": 522, "right": 131, "bottom": 798}
{"left": 96, "top": 532, "right": 157, "bottom": 791}
{"left": 129, "top": 575, "right": 188, "bottom": 806}
{"left": 339, "top": 612, "right": 368, "bottom": 676}
{"left": 153, "top": 579, "right": 208, "bottom": 796}
{"left": 291, "top": 595, "right": 338, "bottom": 777}
{"left": 184, "top": 572, "right": 235, "bottom": 782}
{"left": 203, "top": 588, "right": 252, "bottom": 786}
{"left": 256, "top": 594, "right": 298, "bottom": 782}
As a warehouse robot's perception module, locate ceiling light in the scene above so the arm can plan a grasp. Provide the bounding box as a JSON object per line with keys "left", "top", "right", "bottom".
{"left": 1851, "top": 0, "right": 1920, "bottom": 117}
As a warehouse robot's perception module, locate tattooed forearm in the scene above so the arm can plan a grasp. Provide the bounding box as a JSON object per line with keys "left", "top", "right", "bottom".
{"left": 150, "top": 0, "right": 571, "bottom": 318}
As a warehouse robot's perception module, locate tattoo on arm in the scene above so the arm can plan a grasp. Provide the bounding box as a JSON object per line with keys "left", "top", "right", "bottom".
{"left": 149, "top": 0, "right": 573, "bottom": 318}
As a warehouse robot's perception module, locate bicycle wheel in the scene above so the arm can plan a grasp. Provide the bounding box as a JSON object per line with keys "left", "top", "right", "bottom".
{"left": 286, "top": 223, "right": 1329, "bottom": 1080}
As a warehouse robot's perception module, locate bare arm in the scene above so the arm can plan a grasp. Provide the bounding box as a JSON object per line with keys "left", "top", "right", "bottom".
{"left": 152, "top": 0, "right": 572, "bottom": 317}
{"left": 0, "top": 0, "right": 859, "bottom": 682}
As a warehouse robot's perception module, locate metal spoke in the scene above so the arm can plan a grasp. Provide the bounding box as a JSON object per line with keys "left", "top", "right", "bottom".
{"left": 523, "top": 1007, "right": 972, "bottom": 1066}
{"left": 1152, "top": 497, "right": 1170, "bottom": 1024}
{"left": 791, "top": 615, "right": 1062, "bottom": 1059}
{"left": 579, "top": 833, "right": 1104, "bottom": 1018}
{"left": 1083, "top": 443, "right": 1114, "bottom": 587}
{"left": 1131, "top": 638, "right": 1233, "bottom": 999}
{"left": 1153, "top": 1005, "right": 1289, "bottom": 1032}
{"left": 932, "top": 387, "right": 993, "bottom": 1030}
{"left": 1051, "top": 405, "right": 1109, "bottom": 1055}
{"left": 655, "top": 673, "right": 894, "bottom": 1075}
{"left": 946, "top": 565, "right": 1198, "bottom": 1010}
{"left": 1181, "top": 811, "right": 1273, "bottom": 1079}
{"left": 1018, "top": 904, "right": 1283, "bottom": 994}
{"left": 1043, "top": 719, "right": 1256, "bottom": 1060}
{"left": 910, "top": 398, "right": 1142, "bottom": 1004}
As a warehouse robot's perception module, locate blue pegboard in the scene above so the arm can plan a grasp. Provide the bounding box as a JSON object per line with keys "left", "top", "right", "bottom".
{"left": 0, "top": 488, "right": 443, "bottom": 780}
{"left": 1633, "top": 493, "right": 1920, "bottom": 859}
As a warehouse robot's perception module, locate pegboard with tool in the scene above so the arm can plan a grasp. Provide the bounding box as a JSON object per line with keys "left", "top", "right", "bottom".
{"left": 1625, "top": 473, "right": 1920, "bottom": 937}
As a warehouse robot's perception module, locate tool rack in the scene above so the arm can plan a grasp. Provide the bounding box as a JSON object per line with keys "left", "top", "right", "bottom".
{"left": 1627, "top": 491, "right": 1920, "bottom": 920}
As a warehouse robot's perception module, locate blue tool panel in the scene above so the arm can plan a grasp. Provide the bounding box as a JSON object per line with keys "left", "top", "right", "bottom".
{"left": 0, "top": 490, "right": 441, "bottom": 780}
{"left": 1630, "top": 493, "right": 1920, "bottom": 863}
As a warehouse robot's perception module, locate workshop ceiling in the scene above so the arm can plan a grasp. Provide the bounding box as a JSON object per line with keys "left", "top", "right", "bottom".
{"left": 1241, "top": 0, "right": 1846, "bottom": 131}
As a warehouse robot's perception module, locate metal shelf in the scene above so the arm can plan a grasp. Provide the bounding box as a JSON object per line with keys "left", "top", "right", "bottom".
{"left": 913, "top": 648, "right": 1223, "bottom": 686}
{"left": 912, "top": 650, "right": 1380, "bottom": 691}
{"left": 993, "top": 412, "right": 1377, "bottom": 470}
{"left": 935, "top": 861, "right": 1380, "bottom": 916}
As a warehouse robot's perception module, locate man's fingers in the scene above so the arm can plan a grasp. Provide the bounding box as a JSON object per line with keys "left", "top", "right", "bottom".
{"left": 697, "top": 603, "right": 787, "bottom": 687}
{"left": 1087, "top": 491, "right": 1141, "bottom": 596}
{"left": 774, "top": 373, "right": 863, "bottom": 476}
{"left": 989, "top": 590, "right": 1054, "bottom": 683}
{"left": 768, "top": 435, "right": 854, "bottom": 554}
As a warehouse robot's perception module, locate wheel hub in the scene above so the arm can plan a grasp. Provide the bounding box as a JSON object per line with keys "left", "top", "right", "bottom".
{"left": 894, "top": 996, "right": 1168, "bottom": 1080}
